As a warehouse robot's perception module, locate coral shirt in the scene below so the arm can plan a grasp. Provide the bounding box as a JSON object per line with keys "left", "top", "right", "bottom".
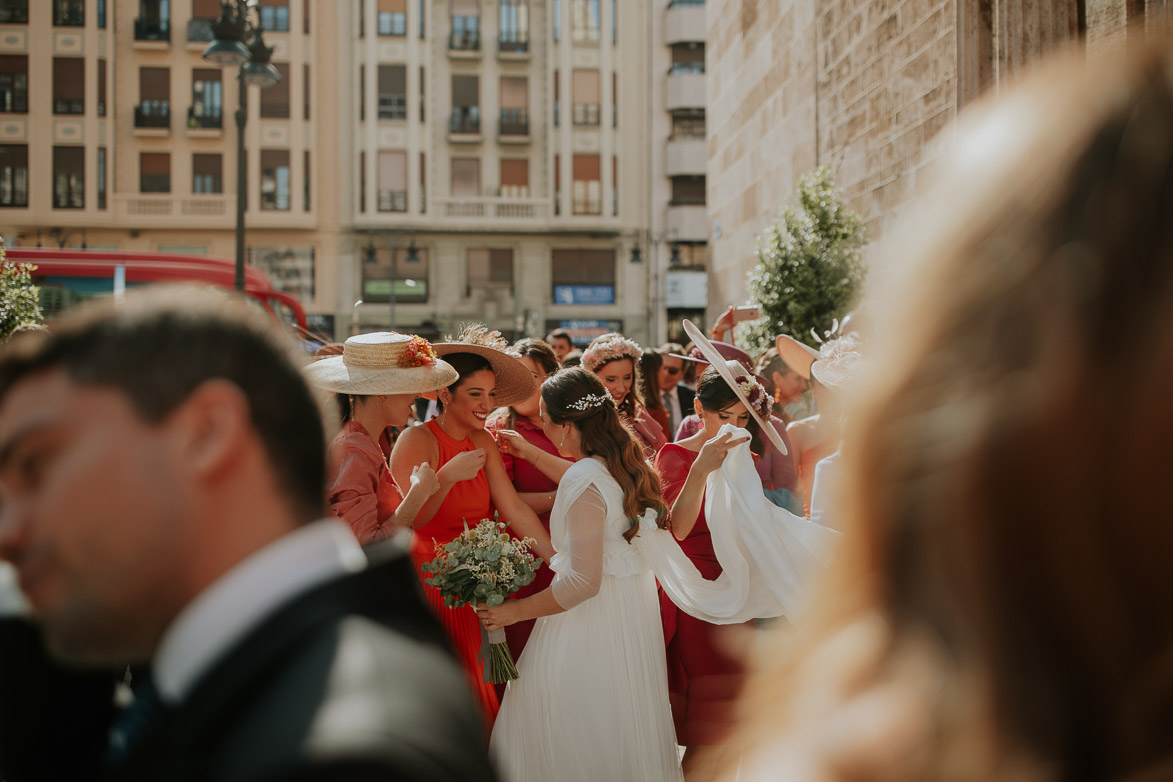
{"left": 327, "top": 421, "right": 402, "bottom": 544}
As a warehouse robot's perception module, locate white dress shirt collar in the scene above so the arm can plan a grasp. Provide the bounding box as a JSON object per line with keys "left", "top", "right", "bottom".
{"left": 153, "top": 519, "right": 367, "bottom": 704}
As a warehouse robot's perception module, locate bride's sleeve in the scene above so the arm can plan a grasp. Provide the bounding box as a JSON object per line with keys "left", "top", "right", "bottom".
{"left": 550, "top": 484, "right": 607, "bottom": 611}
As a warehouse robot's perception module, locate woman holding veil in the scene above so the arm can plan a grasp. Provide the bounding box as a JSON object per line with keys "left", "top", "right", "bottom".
{"left": 481, "top": 322, "right": 839, "bottom": 781}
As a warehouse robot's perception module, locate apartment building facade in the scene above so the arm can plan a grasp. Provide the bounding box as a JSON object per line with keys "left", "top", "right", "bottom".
{"left": 0, "top": 0, "right": 664, "bottom": 344}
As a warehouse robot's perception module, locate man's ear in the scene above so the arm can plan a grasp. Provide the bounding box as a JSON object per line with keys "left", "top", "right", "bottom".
{"left": 172, "top": 379, "right": 252, "bottom": 477}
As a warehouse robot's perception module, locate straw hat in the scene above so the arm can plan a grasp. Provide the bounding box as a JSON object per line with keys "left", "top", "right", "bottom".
{"left": 682, "top": 320, "right": 788, "bottom": 456}
{"left": 434, "top": 324, "right": 536, "bottom": 408}
{"left": 306, "top": 332, "right": 457, "bottom": 395}
{"left": 775, "top": 332, "right": 864, "bottom": 393}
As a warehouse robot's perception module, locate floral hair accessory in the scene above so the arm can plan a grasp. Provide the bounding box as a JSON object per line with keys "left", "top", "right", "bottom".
{"left": 567, "top": 392, "right": 612, "bottom": 412}
{"left": 581, "top": 335, "right": 643, "bottom": 373}
{"left": 733, "top": 372, "right": 772, "bottom": 420}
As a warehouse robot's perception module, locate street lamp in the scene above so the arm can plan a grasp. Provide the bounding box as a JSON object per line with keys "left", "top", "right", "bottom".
{"left": 364, "top": 233, "right": 420, "bottom": 331}
{"left": 202, "top": 1, "right": 282, "bottom": 292}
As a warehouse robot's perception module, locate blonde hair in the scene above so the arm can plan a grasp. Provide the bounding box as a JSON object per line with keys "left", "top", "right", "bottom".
{"left": 734, "top": 34, "right": 1173, "bottom": 781}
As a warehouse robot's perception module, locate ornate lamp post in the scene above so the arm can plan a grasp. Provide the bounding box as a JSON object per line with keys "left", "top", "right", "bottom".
{"left": 202, "top": 1, "right": 281, "bottom": 292}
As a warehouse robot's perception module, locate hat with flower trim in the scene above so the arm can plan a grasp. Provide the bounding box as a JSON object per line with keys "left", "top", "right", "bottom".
{"left": 306, "top": 332, "right": 457, "bottom": 395}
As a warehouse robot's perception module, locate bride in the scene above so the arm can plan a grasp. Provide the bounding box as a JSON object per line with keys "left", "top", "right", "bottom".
{"left": 478, "top": 366, "right": 682, "bottom": 781}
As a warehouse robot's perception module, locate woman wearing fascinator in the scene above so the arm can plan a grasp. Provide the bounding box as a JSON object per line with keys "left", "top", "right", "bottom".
{"left": 480, "top": 324, "right": 838, "bottom": 781}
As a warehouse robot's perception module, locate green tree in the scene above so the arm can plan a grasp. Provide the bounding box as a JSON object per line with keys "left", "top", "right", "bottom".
{"left": 0, "top": 239, "right": 43, "bottom": 340}
{"left": 737, "top": 166, "right": 867, "bottom": 353}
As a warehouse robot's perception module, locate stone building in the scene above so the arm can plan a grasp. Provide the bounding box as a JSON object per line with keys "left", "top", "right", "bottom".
{"left": 705, "top": 0, "right": 1171, "bottom": 325}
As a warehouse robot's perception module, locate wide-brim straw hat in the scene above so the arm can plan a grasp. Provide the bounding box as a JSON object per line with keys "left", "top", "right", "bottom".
{"left": 683, "top": 320, "right": 788, "bottom": 456}
{"left": 306, "top": 332, "right": 457, "bottom": 395}
{"left": 433, "top": 342, "right": 536, "bottom": 408}
{"left": 775, "top": 333, "right": 863, "bottom": 392}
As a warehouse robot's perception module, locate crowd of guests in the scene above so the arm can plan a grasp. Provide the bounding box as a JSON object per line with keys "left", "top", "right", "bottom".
{"left": 3, "top": 30, "right": 1173, "bottom": 782}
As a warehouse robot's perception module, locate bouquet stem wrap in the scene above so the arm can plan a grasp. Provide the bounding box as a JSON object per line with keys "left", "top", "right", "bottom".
{"left": 479, "top": 626, "right": 518, "bottom": 683}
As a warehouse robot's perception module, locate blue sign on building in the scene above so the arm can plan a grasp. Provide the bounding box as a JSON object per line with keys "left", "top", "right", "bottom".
{"left": 553, "top": 285, "right": 615, "bottom": 305}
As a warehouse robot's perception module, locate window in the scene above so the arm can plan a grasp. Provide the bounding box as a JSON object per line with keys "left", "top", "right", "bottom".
{"left": 361, "top": 245, "right": 429, "bottom": 303}
{"left": 0, "top": 144, "right": 27, "bottom": 207}
{"left": 419, "top": 66, "right": 425, "bottom": 121}
{"left": 500, "top": 158, "right": 528, "bottom": 198}
{"left": 377, "top": 0, "right": 406, "bottom": 35}
{"left": 260, "top": 0, "right": 290, "bottom": 31}
{"left": 260, "top": 62, "right": 290, "bottom": 118}
{"left": 450, "top": 157, "right": 480, "bottom": 197}
{"left": 612, "top": 155, "right": 617, "bottom": 216}
{"left": 670, "top": 175, "right": 705, "bottom": 206}
{"left": 189, "top": 0, "right": 220, "bottom": 41}
{"left": 140, "top": 152, "right": 171, "bottom": 193}
{"left": 98, "top": 0, "right": 105, "bottom": 27}
{"left": 499, "top": 77, "right": 528, "bottom": 136}
{"left": 303, "top": 64, "right": 310, "bottom": 119}
{"left": 499, "top": 0, "right": 528, "bottom": 52}
{"left": 357, "top": 0, "right": 364, "bottom": 36}
{"left": 303, "top": 0, "right": 310, "bottom": 33}
{"left": 192, "top": 153, "right": 222, "bottom": 193}
{"left": 358, "top": 65, "right": 364, "bottom": 120}
{"left": 570, "top": 0, "right": 599, "bottom": 43}
{"left": 136, "top": 67, "right": 170, "bottom": 128}
{"left": 0, "top": 1, "right": 28, "bottom": 24}
{"left": 53, "top": 146, "right": 84, "bottom": 209}
{"left": 552, "top": 0, "right": 560, "bottom": 42}
{"left": 610, "top": 0, "right": 615, "bottom": 43}
{"left": 572, "top": 69, "right": 599, "bottom": 126}
{"left": 450, "top": 74, "right": 479, "bottom": 134}
{"left": 554, "top": 153, "right": 560, "bottom": 215}
{"left": 551, "top": 249, "right": 615, "bottom": 300}
{"left": 553, "top": 69, "right": 559, "bottom": 126}
{"left": 304, "top": 150, "right": 310, "bottom": 211}
{"left": 97, "top": 59, "right": 106, "bottom": 116}
{"left": 53, "top": 58, "right": 85, "bottom": 115}
{"left": 135, "top": 0, "right": 170, "bottom": 41}
{"left": 669, "top": 43, "right": 705, "bottom": 74}
{"left": 419, "top": 0, "right": 425, "bottom": 38}
{"left": 572, "top": 155, "right": 601, "bottom": 215}
{"left": 671, "top": 110, "right": 705, "bottom": 139}
{"left": 0, "top": 56, "right": 28, "bottom": 114}
{"left": 191, "top": 68, "right": 222, "bottom": 128}
{"left": 97, "top": 147, "right": 106, "bottom": 209}
{"left": 53, "top": 0, "right": 84, "bottom": 26}
{"left": 466, "top": 249, "right": 513, "bottom": 296}
{"left": 359, "top": 150, "right": 365, "bottom": 211}
{"left": 419, "top": 152, "right": 426, "bottom": 212}
{"left": 260, "top": 149, "right": 291, "bottom": 210}
{"left": 377, "top": 150, "right": 407, "bottom": 211}
{"left": 450, "top": 0, "right": 479, "bottom": 50}
{"left": 249, "top": 246, "right": 316, "bottom": 300}
{"left": 611, "top": 71, "right": 617, "bottom": 127}
{"left": 378, "top": 65, "right": 406, "bottom": 120}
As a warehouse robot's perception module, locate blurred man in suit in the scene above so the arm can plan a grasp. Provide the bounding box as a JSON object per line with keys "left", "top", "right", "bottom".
{"left": 657, "top": 343, "right": 695, "bottom": 440}
{"left": 0, "top": 287, "right": 494, "bottom": 782}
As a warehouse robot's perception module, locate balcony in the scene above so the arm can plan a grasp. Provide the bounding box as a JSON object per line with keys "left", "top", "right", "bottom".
{"left": 498, "top": 34, "right": 528, "bottom": 55}
{"left": 0, "top": 6, "right": 28, "bottom": 23}
{"left": 113, "top": 193, "right": 236, "bottom": 228}
{"left": 665, "top": 1, "right": 705, "bottom": 44}
{"left": 53, "top": 6, "right": 84, "bottom": 26}
{"left": 53, "top": 99, "right": 84, "bottom": 115}
{"left": 434, "top": 196, "right": 549, "bottom": 223}
{"left": 134, "top": 18, "right": 170, "bottom": 42}
{"left": 187, "top": 106, "right": 222, "bottom": 130}
{"left": 377, "top": 190, "right": 408, "bottom": 212}
{"left": 449, "top": 28, "right": 480, "bottom": 53}
{"left": 135, "top": 102, "right": 171, "bottom": 129}
{"left": 666, "top": 71, "right": 705, "bottom": 111}
{"left": 499, "top": 108, "right": 529, "bottom": 140}
{"left": 667, "top": 203, "right": 708, "bottom": 242}
{"left": 572, "top": 104, "right": 600, "bottom": 126}
{"left": 449, "top": 107, "right": 481, "bottom": 139}
{"left": 378, "top": 95, "right": 407, "bottom": 121}
{"left": 666, "top": 137, "right": 706, "bottom": 176}
{"left": 187, "top": 18, "right": 214, "bottom": 43}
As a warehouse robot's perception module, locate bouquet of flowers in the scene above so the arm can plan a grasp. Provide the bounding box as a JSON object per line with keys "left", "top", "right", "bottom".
{"left": 421, "top": 515, "right": 543, "bottom": 682}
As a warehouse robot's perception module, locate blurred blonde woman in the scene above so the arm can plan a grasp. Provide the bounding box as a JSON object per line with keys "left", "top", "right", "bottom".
{"left": 732, "top": 33, "right": 1173, "bottom": 782}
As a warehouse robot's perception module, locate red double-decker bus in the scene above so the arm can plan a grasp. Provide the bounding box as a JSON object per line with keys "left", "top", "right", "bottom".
{"left": 7, "top": 248, "right": 311, "bottom": 336}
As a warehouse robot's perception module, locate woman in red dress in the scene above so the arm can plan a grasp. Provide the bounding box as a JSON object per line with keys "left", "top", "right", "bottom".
{"left": 654, "top": 364, "right": 774, "bottom": 779}
{"left": 391, "top": 327, "right": 555, "bottom": 729}
{"left": 581, "top": 332, "right": 667, "bottom": 457}
{"left": 307, "top": 332, "right": 456, "bottom": 543}
{"left": 484, "top": 338, "right": 570, "bottom": 664}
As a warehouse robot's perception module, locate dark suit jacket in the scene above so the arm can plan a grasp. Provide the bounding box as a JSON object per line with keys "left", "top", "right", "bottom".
{"left": 674, "top": 384, "right": 696, "bottom": 412}
{"left": 112, "top": 542, "right": 496, "bottom": 782}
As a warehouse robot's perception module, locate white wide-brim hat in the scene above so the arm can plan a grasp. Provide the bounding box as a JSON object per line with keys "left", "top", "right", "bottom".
{"left": 433, "top": 342, "right": 536, "bottom": 408}
{"left": 306, "top": 332, "right": 457, "bottom": 395}
{"left": 682, "top": 320, "right": 788, "bottom": 456}
{"left": 775, "top": 333, "right": 863, "bottom": 393}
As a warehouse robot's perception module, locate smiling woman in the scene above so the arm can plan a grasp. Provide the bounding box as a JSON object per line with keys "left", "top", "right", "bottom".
{"left": 390, "top": 324, "right": 553, "bottom": 730}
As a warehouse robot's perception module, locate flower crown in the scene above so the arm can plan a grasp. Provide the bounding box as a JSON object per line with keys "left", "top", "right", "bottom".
{"left": 581, "top": 335, "right": 642, "bottom": 373}
{"left": 733, "top": 372, "right": 773, "bottom": 420}
{"left": 566, "top": 392, "right": 612, "bottom": 412}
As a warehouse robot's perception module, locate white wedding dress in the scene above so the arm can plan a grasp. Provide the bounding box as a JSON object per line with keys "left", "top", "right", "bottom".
{"left": 490, "top": 457, "right": 683, "bottom": 782}
{"left": 490, "top": 430, "right": 839, "bottom": 782}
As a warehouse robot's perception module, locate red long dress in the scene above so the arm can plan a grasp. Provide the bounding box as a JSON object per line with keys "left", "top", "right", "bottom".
{"left": 409, "top": 419, "right": 501, "bottom": 727}
{"left": 327, "top": 421, "right": 402, "bottom": 544}
{"left": 654, "top": 442, "right": 750, "bottom": 747}
{"left": 484, "top": 415, "right": 565, "bottom": 660}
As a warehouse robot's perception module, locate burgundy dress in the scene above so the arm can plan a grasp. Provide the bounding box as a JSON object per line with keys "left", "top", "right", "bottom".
{"left": 654, "top": 442, "right": 750, "bottom": 747}
{"left": 485, "top": 415, "right": 565, "bottom": 659}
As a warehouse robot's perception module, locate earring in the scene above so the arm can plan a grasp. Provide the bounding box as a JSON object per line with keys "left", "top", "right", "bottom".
{"left": 560, "top": 427, "right": 567, "bottom": 447}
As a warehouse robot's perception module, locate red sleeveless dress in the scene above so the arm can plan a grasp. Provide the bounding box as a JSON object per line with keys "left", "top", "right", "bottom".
{"left": 654, "top": 442, "right": 750, "bottom": 746}
{"left": 409, "top": 419, "right": 501, "bottom": 727}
